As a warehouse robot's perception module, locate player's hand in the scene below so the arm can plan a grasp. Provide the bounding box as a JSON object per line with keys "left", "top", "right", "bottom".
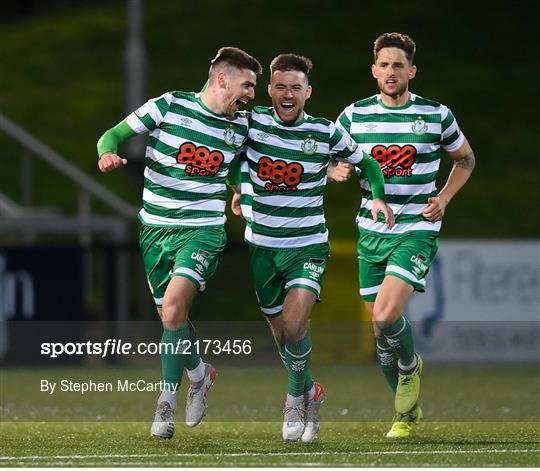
{"left": 231, "top": 192, "right": 243, "bottom": 218}
{"left": 371, "top": 198, "right": 395, "bottom": 229}
{"left": 98, "top": 152, "right": 128, "bottom": 173}
{"left": 327, "top": 161, "right": 354, "bottom": 182}
{"left": 422, "top": 196, "right": 448, "bottom": 222}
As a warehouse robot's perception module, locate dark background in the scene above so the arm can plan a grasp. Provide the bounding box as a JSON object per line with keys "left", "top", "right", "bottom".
{"left": 0, "top": 0, "right": 538, "bottom": 327}
{"left": 1, "top": 0, "right": 538, "bottom": 240}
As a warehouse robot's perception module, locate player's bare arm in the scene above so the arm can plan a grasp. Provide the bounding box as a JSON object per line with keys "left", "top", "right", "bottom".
{"left": 423, "top": 138, "right": 475, "bottom": 222}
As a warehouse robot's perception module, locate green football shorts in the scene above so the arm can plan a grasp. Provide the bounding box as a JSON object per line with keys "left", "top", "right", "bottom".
{"left": 358, "top": 231, "right": 439, "bottom": 302}
{"left": 249, "top": 243, "right": 330, "bottom": 317}
{"left": 139, "top": 224, "right": 227, "bottom": 306}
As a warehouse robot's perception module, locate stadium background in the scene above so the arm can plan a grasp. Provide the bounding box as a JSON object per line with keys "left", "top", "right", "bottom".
{"left": 0, "top": 0, "right": 538, "bottom": 466}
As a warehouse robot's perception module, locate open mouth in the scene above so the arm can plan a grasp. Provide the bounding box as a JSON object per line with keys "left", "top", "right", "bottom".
{"left": 234, "top": 98, "right": 248, "bottom": 109}
{"left": 280, "top": 101, "right": 295, "bottom": 110}
{"left": 385, "top": 79, "right": 397, "bottom": 85}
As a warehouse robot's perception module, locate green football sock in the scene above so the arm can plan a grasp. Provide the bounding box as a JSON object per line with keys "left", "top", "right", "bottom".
{"left": 376, "top": 336, "right": 399, "bottom": 392}
{"left": 378, "top": 316, "right": 416, "bottom": 368}
{"left": 161, "top": 324, "right": 189, "bottom": 390}
{"left": 285, "top": 334, "right": 313, "bottom": 397}
{"left": 278, "top": 342, "right": 314, "bottom": 393}
{"left": 277, "top": 343, "right": 287, "bottom": 366}
{"left": 185, "top": 321, "right": 202, "bottom": 371}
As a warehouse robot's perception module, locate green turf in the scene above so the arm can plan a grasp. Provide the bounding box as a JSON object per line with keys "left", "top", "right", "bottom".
{"left": 1, "top": 422, "right": 538, "bottom": 467}
{"left": 1, "top": 364, "right": 539, "bottom": 466}
{"left": 2, "top": 364, "right": 539, "bottom": 422}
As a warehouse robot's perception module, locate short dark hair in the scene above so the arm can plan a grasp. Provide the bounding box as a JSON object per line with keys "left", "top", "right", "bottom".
{"left": 270, "top": 53, "right": 313, "bottom": 78}
{"left": 210, "top": 47, "right": 262, "bottom": 77}
{"left": 373, "top": 32, "right": 416, "bottom": 64}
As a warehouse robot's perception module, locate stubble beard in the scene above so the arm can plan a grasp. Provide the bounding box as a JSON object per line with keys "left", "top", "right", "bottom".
{"left": 380, "top": 82, "right": 408, "bottom": 101}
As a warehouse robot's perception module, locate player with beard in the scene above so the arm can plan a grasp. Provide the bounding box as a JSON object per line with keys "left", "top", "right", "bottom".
{"left": 230, "top": 53, "right": 394, "bottom": 443}
{"left": 336, "top": 32, "right": 475, "bottom": 438}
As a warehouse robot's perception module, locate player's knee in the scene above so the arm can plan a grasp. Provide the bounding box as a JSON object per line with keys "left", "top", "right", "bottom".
{"left": 372, "top": 304, "right": 401, "bottom": 328}
{"left": 283, "top": 320, "right": 307, "bottom": 343}
{"left": 161, "top": 303, "right": 188, "bottom": 330}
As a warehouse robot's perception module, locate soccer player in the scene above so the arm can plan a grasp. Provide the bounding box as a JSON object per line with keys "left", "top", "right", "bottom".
{"left": 230, "top": 54, "right": 394, "bottom": 443}
{"left": 336, "top": 32, "right": 476, "bottom": 438}
{"left": 96, "top": 47, "right": 262, "bottom": 439}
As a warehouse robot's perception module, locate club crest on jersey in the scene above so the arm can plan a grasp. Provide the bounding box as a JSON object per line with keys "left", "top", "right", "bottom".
{"left": 301, "top": 135, "right": 318, "bottom": 155}
{"left": 223, "top": 126, "right": 236, "bottom": 146}
{"left": 412, "top": 116, "right": 428, "bottom": 135}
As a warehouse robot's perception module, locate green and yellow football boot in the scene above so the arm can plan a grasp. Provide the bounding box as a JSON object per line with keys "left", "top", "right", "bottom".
{"left": 395, "top": 354, "right": 423, "bottom": 414}
{"left": 386, "top": 405, "right": 423, "bottom": 438}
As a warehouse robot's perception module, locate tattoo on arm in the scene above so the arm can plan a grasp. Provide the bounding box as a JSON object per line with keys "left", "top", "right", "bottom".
{"left": 454, "top": 151, "right": 476, "bottom": 171}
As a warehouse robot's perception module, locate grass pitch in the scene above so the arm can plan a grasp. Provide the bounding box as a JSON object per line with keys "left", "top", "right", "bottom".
{"left": 1, "top": 421, "right": 539, "bottom": 467}
{"left": 1, "top": 364, "right": 539, "bottom": 467}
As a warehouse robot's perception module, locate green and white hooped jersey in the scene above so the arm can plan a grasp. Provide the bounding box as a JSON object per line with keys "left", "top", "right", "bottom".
{"left": 126, "top": 91, "right": 249, "bottom": 227}
{"left": 240, "top": 106, "right": 363, "bottom": 249}
{"left": 337, "top": 93, "right": 464, "bottom": 237}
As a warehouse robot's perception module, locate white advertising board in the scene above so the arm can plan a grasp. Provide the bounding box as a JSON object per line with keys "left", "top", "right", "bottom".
{"left": 407, "top": 240, "right": 539, "bottom": 361}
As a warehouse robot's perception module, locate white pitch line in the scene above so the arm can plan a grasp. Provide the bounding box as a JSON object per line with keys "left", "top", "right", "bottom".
{"left": 0, "top": 449, "right": 538, "bottom": 461}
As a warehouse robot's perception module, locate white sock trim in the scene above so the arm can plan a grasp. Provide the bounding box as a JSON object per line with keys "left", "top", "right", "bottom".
{"left": 284, "top": 345, "right": 313, "bottom": 358}
{"left": 384, "top": 316, "right": 407, "bottom": 338}
{"left": 398, "top": 355, "right": 417, "bottom": 372}
{"left": 186, "top": 359, "right": 205, "bottom": 383}
{"left": 376, "top": 340, "right": 393, "bottom": 351}
{"left": 306, "top": 384, "right": 316, "bottom": 400}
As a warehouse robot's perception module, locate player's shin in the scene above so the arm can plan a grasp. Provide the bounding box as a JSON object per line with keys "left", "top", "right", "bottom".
{"left": 377, "top": 316, "right": 416, "bottom": 369}
{"left": 376, "top": 336, "right": 399, "bottom": 392}
{"left": 161, "top": 324, "right": 190, "bottom": 395}
{"left": 277, "top": 340, "right": 314, "bottom": 391}
{"left": 378, "top": 316, "right": 423, "bottom": 414}
{"left": 277, "top": 343, "right": 287, "bottom": 367}
{"left": 185, "top": 321, "right": 203, "bottom": 377}
{"left": 285, "top": 333, "right": 313, "bottom": 397}
{"left": 151, "top": 324, "right": 190, "bottom": 438}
